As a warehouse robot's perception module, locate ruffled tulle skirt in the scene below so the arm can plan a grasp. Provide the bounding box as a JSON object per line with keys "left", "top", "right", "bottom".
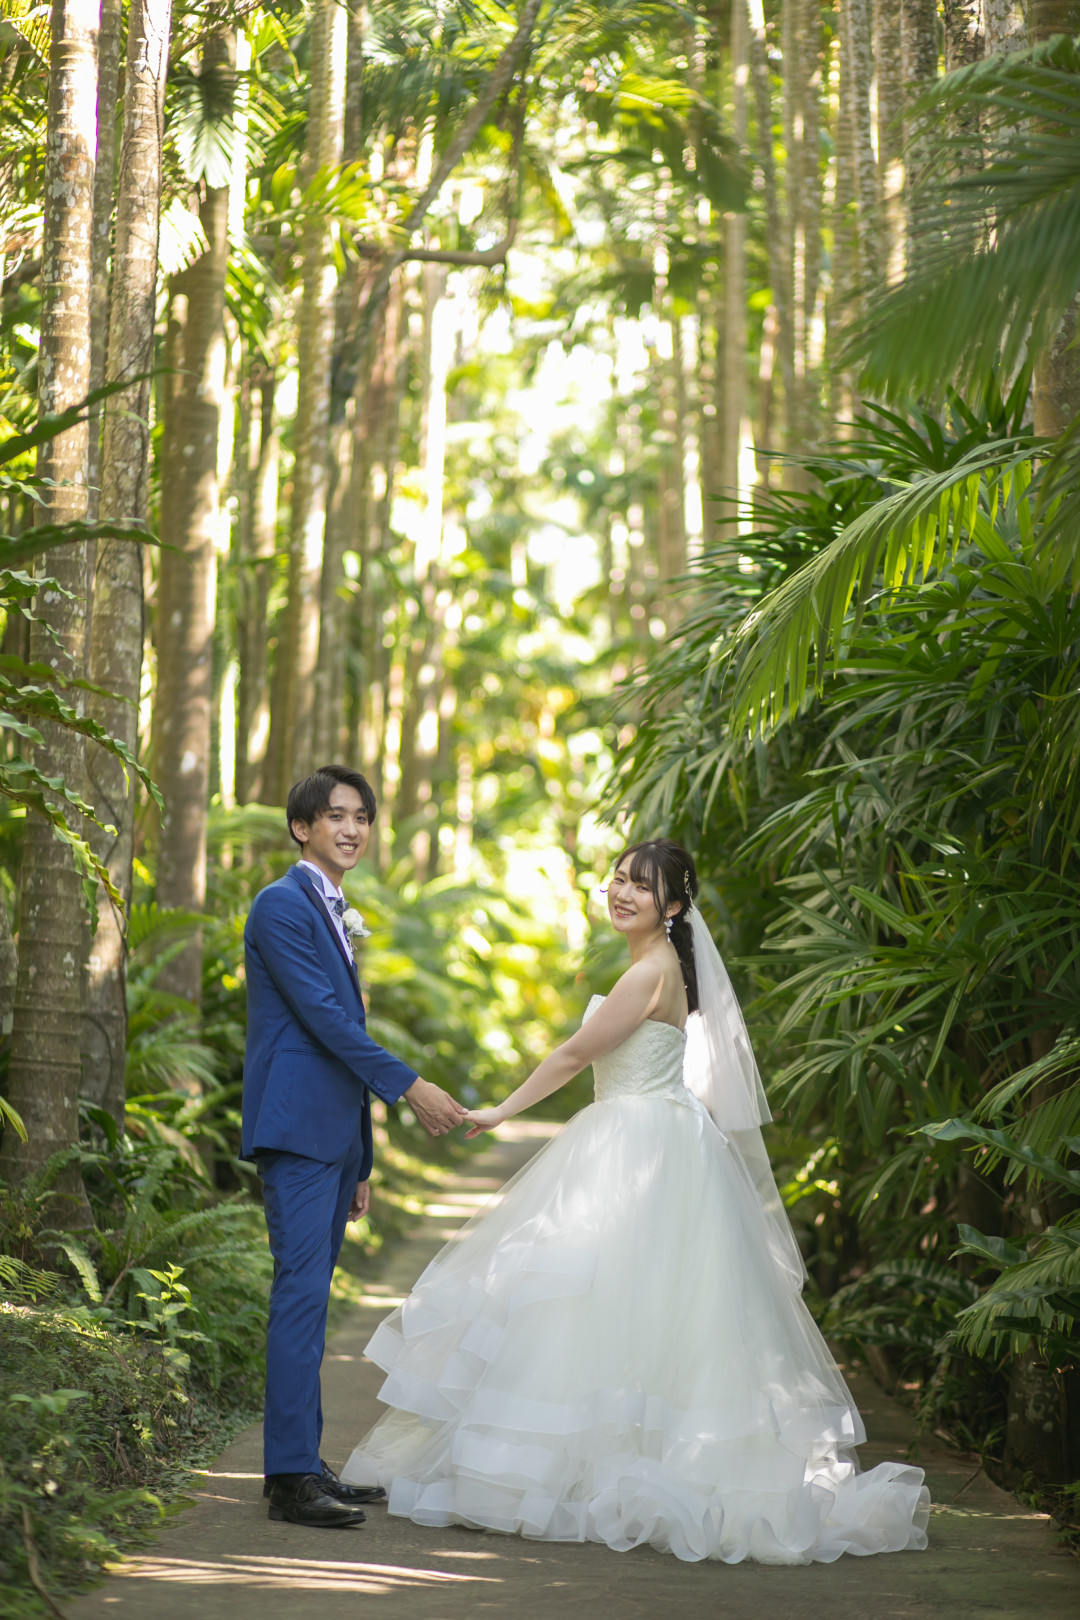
{"left": 343, "top": 1097, "right": 930, "bottom": 1564}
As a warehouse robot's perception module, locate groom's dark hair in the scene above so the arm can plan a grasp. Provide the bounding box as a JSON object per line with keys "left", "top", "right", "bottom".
{"left": 287, "top": 764, "right": 377, "bottom": 847}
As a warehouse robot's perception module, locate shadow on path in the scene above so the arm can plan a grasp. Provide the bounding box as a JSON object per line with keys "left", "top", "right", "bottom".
{"left": 68, "top": 1122, "right": 1080, "bottom": 1619}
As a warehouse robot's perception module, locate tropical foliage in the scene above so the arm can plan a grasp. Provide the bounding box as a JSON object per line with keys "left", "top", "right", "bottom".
{"left": 610, "top": 391, "right": 1080, "bottom": 1485}
{"left": 2, "top": 0, "right": 1080, "bottom": 1605}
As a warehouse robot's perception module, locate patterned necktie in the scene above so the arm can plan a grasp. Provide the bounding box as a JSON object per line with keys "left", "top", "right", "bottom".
{"left": 330, "top": 896, "right": 346, "bottom": 919}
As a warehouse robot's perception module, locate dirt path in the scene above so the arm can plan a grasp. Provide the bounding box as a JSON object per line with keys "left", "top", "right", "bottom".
{"left": 68, "top": 1122, "right": 1080, "bottom": 1619}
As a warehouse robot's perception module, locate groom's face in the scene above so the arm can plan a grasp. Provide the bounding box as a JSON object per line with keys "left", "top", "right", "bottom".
{"left": 292, "top": 783, "right": 371, "bottom": 880}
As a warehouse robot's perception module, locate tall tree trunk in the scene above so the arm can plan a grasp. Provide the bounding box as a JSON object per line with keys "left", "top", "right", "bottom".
{"left": 354, "top": 271, "right": 405, "bottom": 832}
{"left": 77, "top": 0, "right": 121, "bottom": 1117}
{"left": 831, "top": 21, "right": 858, "bottom": 419}
{"left": 900, "top": 0, "right": 940, "bottom": 272}
{"left": 983, "top": 0, "right": 1027, "bottom": 52}
{"left": 784, "top": 0, "right": 821, "bottom": 460}
{"left": 268, "top": 0, "right": 347, "bottom": 793}
{"left": 657, "top": 336, "right": 689, "bottom": 588}
{"left": 154, "top": 31, "right": 232, "bottom": 1004}
{"left": 82, "top": 0, "right": 173, "bottom": 1123}
{"left": 844, "top": 0, "right": 880, "bottom": 291}
{"left": 312, "top": 4, "right": 367, "bottom": 768}
{"left": 1029, "top": 0, "right": 1080, "bottom": 436}
{"left": 235, "top": 369, "right": 279, "bottom": 803}
{"left": 747, "top": 0, "right": 792, "bottom": 462}
{"left": 85, "top": 0, "right": 122, "bottom": 525}
{"left": 875, "top": 0, "right": 906, "bottom": 283}
{"left": 0, "top": 896, "right": 16, "bottom": 1039}
{"left": 721, "top": 0, "right": 749, "bottom": 522}
{"left": 942, "top": 0, "right": 984, "bottom": 70}
{"left": 0, "top": 0, "right": 99, "bottom": 1211}
{"left": 416, "top": 261, "right": 451, "bottom": 582}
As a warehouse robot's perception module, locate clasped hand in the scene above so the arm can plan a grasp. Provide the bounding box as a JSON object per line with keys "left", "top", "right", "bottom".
{"left": 404, "top": 1076, "right": 469, "bottom": 1137}
{"left": 403, "top": 1077, "right": 505, "bottom": 1140}
{"left": 462, "top": 1106, "right": 504, "bottom": 1139}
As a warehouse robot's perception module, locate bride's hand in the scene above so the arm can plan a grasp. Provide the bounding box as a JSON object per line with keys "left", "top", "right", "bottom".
{"left": 463, "top": 1107, "right": 505, "bottom": 1139}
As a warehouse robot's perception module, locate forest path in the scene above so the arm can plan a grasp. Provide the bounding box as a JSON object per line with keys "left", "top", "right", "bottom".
{"left": 68, "top": 1122, "right": 1079, "bottom": 1620}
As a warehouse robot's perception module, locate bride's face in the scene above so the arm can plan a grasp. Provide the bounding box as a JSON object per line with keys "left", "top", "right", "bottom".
{"left": 607, "top": 860, "right": 665, "bottom": 939}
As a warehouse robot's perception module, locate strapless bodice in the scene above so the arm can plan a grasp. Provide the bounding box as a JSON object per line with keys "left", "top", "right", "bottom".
{"left": 584, "top": 993, "right": 692, "bottom": 1107}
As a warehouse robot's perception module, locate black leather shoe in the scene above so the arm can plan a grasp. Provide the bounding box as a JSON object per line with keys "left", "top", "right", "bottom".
{"left": 320, "top": 1458, "right": 386, "bottom": 1504}
{"left": 267, "top": 1472, "right": 366, "bottom": 1527}
{"left": 263, "top": 1463, "right": 387, "bottom": 1504}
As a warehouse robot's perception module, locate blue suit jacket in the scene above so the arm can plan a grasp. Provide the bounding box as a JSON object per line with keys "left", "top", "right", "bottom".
{"left": 241, "top": 864, "right": 418, "bottom": 1172}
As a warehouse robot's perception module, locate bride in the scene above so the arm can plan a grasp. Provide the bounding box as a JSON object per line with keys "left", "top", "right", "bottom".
{"left": 342, "top": 839, "right": 930, "bottom": 1564}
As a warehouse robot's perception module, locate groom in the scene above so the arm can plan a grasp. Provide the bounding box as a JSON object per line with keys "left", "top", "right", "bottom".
{"left": 242, "top": 764, "right": 466, "bottom": 1528}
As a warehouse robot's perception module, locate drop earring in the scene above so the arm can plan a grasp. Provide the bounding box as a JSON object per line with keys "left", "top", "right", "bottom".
{"left": 664, "top": 916, "right": 673, "bottom": 940}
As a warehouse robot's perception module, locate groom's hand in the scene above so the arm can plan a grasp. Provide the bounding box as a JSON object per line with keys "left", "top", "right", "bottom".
{"left": 349, "top": 1180, "right": 371, "bottom": 1221}
{"left": 404, "top": 1077, "right": 468, "bottom": 1137}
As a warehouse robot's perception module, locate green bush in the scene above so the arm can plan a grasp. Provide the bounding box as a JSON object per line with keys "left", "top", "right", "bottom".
{"left": 0, "top": 1144, "right": 271, "bottom": 1613}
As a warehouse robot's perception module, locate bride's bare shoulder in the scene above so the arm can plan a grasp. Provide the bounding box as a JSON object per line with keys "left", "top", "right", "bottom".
{"left": 605, "top": 955, "right": 668, "bottom": 1016}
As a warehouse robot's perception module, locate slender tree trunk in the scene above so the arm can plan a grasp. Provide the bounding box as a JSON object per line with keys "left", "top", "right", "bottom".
{"left": 875, "top": 0, "right": 906, "bottom": 283}
{"left": 85, "top": 0, "right": 122, "bottom": 525}
{"left": 0, "top": 897, "right": 16, "bottom": 1038}
{"left": 235, "top": 370, "right": 279, "bottom": 803}
{"left": 354, "top": 271, "right": 404, "bottom": 830}
{"left": 1029, "top": 0, "right": 1080, "bottom": 435}
{"left": 983, "top": 0, "right": 1027, "bottom": 52}
{"left": 312, "top": 4, "right": 367, "bottom": 768}
{"left": 82, "top": 0, "right": 172, "bottom": 1122}
{"left": 0, "top": 0, "right": 98, "bottom": 1210}
{"left": 831, "top": 23, "right": 858, "bottom": 419}
{"left": 657, "top": 340, "right": 688, "bottom": 587}
{"left": 943, "top": 0, "right": 983, "bottom": 70}
{"left": 269, "top": 0, "right": 347, "bottom": 791}
{"left": 778, "top": 0, "right": 805, "bottom": 475}
{"left": 313, "top": 348, "right": 356, "bottom": 767}
{"left": 900, "top": 0, "right": 940, "bottom": 272}
{"left": 154, "top": 31, "right": 232, "bottom": 1004}
{"left": 721, "top": 0, "right": 748, "bottom": 518}
{"left": 747, "top": 0, "right": 792, "bottom": 460}
{"left": 416, "top": 261, "right": 451, "bottom": 582}
{"left": 784, "top": 0, "right": 817, "bottom": 461}
{"left": 803, "top": 0, "right": 824, "bottom": 435}
{"left": 844, "top": 0, "right": 880, "bottom": 291}
{"left": 77, "top": 0, "right": 121, "bottom": 1114}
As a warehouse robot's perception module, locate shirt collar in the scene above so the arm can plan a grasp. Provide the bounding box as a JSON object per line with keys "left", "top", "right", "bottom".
{"left": 297, "top": 860, "right": 344, "bottom": 901}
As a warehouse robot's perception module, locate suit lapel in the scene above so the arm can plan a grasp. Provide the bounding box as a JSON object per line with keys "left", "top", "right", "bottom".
{"left": 288, "top": 867, "right": 363, "bottom": 993}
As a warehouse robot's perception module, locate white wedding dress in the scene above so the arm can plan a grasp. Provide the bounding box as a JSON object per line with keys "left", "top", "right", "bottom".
{"left": 342, "top": 996, "right": 930, "bottom": 1563}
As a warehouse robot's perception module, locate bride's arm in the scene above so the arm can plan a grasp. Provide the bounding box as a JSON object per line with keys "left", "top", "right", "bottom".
{"left": 463, "top": 957, "right": 668, "bottom": 1137}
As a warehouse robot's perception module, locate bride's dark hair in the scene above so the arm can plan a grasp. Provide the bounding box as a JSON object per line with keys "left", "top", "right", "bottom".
{"left": 614, "top": 839, "right": 699, "bottom": 1013}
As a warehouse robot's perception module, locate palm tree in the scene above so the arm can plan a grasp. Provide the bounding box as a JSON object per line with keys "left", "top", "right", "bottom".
{"left": 84, "top": 0, "right": 175, "bottom": 1126}
{"left": 900, "top": 0, "right": 941, "bottom": 268}
{"left": 1, "top": 0, "right": 99, "bottom": 1209}
{"left": 154, "top": 28, "right": 234, "bottom": 1006}
{"left": 268, "top": 0, "right": 347, "bottom": 789}
{"left": 86, "top": 0, "right": 123, "bottom": 522}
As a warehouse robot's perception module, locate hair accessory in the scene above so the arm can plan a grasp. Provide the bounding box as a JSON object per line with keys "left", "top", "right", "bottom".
{"left": 683, "top": 868, "right": 693, "bottom": 904}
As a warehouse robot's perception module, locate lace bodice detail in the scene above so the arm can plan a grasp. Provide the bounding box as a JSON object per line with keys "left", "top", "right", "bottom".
{"left": 584, "top": 993, "right": 692, "bottom": 1107}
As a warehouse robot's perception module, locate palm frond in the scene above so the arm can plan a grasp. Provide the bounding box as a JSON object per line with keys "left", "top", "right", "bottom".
{"left": 850, "top": 39, "right": 1080, "bottom": 399}
{"left": 729, "top": 442, "right": 1036, "bottom": 735}
{"left": 918, "top": 1116, "right": 1080, "bottom": 1194}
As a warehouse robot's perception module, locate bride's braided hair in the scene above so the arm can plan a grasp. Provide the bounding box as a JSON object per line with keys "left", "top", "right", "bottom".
{"left": 614, "top": 839, "right": 700, "bottom": 1013}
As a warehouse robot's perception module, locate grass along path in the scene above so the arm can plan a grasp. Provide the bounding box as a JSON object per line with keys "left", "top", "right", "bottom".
{"left": 65, "top": 1121, "right": 1080, "bottom": 1620}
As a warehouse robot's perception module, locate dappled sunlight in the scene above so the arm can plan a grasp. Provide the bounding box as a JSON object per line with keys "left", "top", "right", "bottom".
{"left": 108, "top": 1554, "right": 504, "bottom": 1594}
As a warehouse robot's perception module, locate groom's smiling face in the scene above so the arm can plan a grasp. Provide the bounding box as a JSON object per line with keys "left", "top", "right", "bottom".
{"left": 291, "top": 783, "right": 371, "bottom": 883}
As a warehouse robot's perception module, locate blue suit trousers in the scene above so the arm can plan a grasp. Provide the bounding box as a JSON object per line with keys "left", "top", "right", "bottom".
{"left": 258, "top": 1146, "right": 363, "bottom": 1476}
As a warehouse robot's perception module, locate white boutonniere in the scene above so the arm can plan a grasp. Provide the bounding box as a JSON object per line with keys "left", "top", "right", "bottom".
{"left": 342, "top": 907, "right": 371, "bottom": 945}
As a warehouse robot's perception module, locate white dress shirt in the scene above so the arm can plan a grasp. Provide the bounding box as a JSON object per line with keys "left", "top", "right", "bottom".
{"left": 297, "top": 860, "right": 351, "bottom": 960}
